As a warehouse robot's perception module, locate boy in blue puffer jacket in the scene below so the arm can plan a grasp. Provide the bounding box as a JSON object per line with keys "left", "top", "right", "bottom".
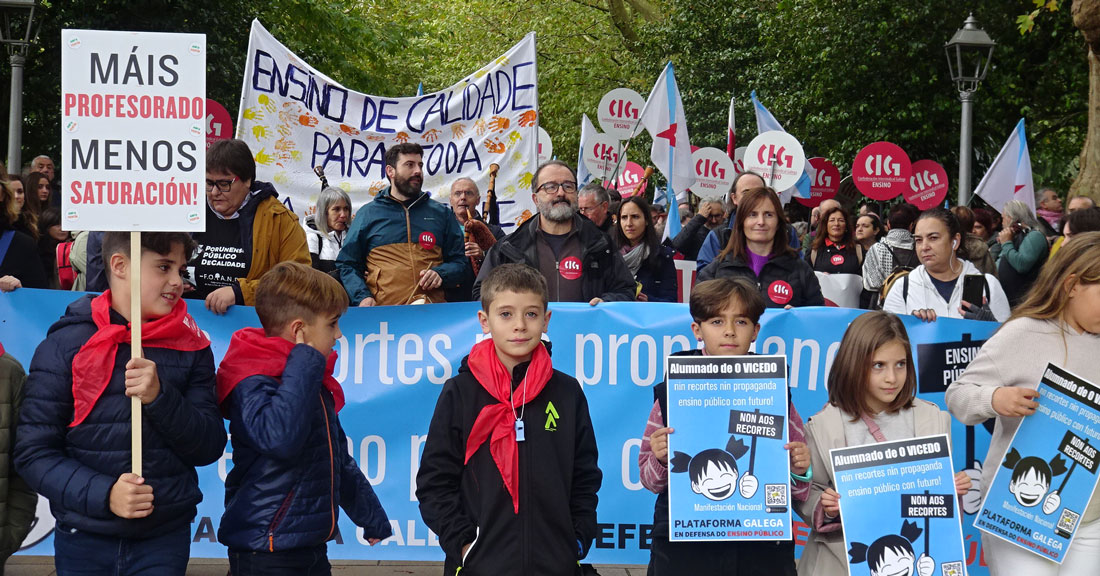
{"left": 216, "top": 261, "right": 391, "bottom": 575}
{"left": 14, "top": 232, "right": 227, "bottom": 576}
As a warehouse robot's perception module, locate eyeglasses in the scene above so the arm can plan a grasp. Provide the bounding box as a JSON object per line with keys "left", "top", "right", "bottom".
{"left": 578, "top": 204, "right": 606, "bottom": 215}
{"left": 537, "top": 181, "right": 578, "bottom": 195}
{"left": 205, "top": 176, "right": 239, "bottom": 193}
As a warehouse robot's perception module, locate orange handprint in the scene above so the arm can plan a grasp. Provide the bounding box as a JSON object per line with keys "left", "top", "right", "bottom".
{"left": 488, "top": 116, "right": 510, "bottom": 133}
{"left": 451, "top": 123, "right": 466, "bottom": 138}
{"left": 484, "top": 138, "right": 506, "bottom": 154}
{"left": 424, "top": 128, "right": 442, "bottom": 142}
{"left": 474, "top": 119, "right": 488, "bottom": 135}
{"left": 299, "top": 114, "right": 319, "bottom": 127}
{"left": 518, "top": 110, "right": 537, "bottom": 127}
{"left": 340, "top": 124, "right": 360, "bottom": 136}
{"left": 395, "top": 132, "right": 410, "bottom": 144}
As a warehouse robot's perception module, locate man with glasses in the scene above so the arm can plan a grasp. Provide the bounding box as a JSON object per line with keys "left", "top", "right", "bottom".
{"left": 336, "top": 142, "right": 468, "bottom": 306}
{"left": 577, "top": 182, "right": 613, "bottom": 234}
{"left": 472, "top": 160, "right": 635, "bottom": 304}
{"left": 188, "top": 139, "right": 310, "bottom": 313}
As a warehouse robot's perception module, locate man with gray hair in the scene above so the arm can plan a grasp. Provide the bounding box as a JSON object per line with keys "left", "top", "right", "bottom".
{"left": 578, "top": 182, "right": 613, "bottom": 234}
{"left": 671, "top": 198, "right": 725, "bottom": 260}
{"left": 472, "top": 160, "right": 635, "bottom": 304}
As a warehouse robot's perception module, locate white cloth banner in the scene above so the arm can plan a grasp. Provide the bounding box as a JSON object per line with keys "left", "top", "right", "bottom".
{"left": 815, "top": 272, "right": 863, "bottom": 309}
{"left": 236, "top": 20, "right": 539, "bottom": 229}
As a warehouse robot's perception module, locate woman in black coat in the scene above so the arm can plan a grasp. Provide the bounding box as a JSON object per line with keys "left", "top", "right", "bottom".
{"left": 614, "top": 196, "right": 678, "bottom": 302}
{"left": 0, "top": 180, "right": 46, "bottom": 292}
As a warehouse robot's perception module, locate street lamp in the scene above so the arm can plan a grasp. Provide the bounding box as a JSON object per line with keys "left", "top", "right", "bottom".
{"left": 945, "top": 13, "right": 995, "bottom": 206}
{"left": 0, "top": 0, "right": 38, "bottom": 175}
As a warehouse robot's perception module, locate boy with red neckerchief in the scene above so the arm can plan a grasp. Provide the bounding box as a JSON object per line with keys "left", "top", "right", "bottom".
{"left": 416, "top": 263, "right": 602, "bottom": 576}
{"left": 216, "top": 261, "right": 390, "bottom": 576}
{"left": 14, "top": 232, "right": 226, "bottom": 576}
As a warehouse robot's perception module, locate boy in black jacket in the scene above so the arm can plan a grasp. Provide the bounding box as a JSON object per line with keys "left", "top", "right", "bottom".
{"left": 417, "top": 263, "right": 602, "bottom": 575}
{"left": 14, "top": 232, "right": 226, "bottom": 575}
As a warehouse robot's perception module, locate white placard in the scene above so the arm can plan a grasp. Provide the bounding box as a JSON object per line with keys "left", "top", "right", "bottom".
{"left": 690, "top": 147, "right": 735, "bottom": 199}
{"left": 61, "top": 29, "right": 206, "bottom": 231}
{"left": 582, "top": 132, "right": 627, "bottom": 182}
{"left": 742, "top": 131, "right": 806, "bottom": 193}
{"left": 732, "top": 146, "right": 747, "bottom": 175}
{"left": 538, "top": 126, "right": 553, "bottom": 165}
{"left": 597, "top": 87, "right": 644, "bottom": 140}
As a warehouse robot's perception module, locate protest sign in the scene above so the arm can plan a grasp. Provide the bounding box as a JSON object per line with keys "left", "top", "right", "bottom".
{"left": 609, "top": 161, "right": 646, "bottom": 196}
{"left": 61, "top": 29, "right": 206, "bottom": 232}
{"left": 666, "top": 355, "right": 791, "bottom": 541}
{"left": 690, "top": 147, "right": 735, "bottom": 199}
{"left": 538, "top": 126, "right": 553, "bottom": 164}
{"left": 237, "top": 20, "right": 537, "bottom": 231}
{"left": 833, "top": 435, "right": 966, "bottom": 576}
{"left": 583, "top": 132, "right": 627, "bottom": 182}
{"left": 798, "top": 157, "right": 840, "bottom": 208}
{"left": 206, "top": 99, "right": 233, "bottom": 148}
{"left": 852, "top": 142, "right": 912, "bottom": 201}
{"left": 598, "top": 87, "right": 644, "bottom": 140}
{"left": 906, "top": 160, "right": 950, "bottom": 210}
{"left": 743, "top": 131, "right": 805, "bottom": 193}
{"left": 975, "top": 364, "right": 1100, "bottom": 563}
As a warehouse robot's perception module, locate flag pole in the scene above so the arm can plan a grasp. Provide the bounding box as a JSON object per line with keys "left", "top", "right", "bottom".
{"left": 609, "top": 62, "right": 668, "bottom": 190}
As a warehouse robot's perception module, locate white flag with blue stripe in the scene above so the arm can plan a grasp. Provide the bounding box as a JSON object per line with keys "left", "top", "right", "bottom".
{"left": 974, "top": 118, "right": 1035, "bottom": 213}
{"left": 750, "top": 91, "right": 811, "bottom": 201}
{"left": 640, "top": 62, "right": 694, "bottom": 240}
{"left": 577, "top": 114, "right": 597, "bottom": 186}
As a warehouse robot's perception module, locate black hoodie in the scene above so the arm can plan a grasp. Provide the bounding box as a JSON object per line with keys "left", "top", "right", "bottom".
{"left": 416, "top": 352, "right": 602, "bottom": 576}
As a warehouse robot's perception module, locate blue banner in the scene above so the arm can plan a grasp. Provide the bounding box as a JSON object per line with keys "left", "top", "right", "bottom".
{"left": 975, "top": 364, "right": 1100, "bottom": 563}
{"left": 833, "top": 435, "right": 966, "bottom": 576}
{"left": 666, "top": 355, "right": 790, "bottom": 541}
{"left": 0, "top": 290, "right": 998, "bottom": 573}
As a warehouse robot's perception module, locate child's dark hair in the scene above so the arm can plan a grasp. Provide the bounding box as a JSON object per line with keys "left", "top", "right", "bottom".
{"left": 689, "top": 278, "right": 765, "bottom": 325}
{"left": 1002, "top": 448, "right": 1068, "bottom": 485}
{"left": 849, "top": 520, "right": 922, "bottom": 570}
{"left": 101, "top": 231, "right": 196, "bottom": 263}
{"left": 479, "top": 263, "right": 549, "bottom": 311}
{"left": 255, "top": 261, "right": 349, "bottom": 335}
{"left": 827, "top": 311, "right": 916, "bottom": 420}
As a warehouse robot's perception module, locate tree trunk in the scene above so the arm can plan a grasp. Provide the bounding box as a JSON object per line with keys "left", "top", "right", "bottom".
{"left": 1071, "top": 0, "right": 1100, "bottom": 201}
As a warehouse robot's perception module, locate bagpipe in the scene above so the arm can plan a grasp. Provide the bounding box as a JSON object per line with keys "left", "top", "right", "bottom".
{"left": 466, "top": 163, "right": 500, "bottom": 275}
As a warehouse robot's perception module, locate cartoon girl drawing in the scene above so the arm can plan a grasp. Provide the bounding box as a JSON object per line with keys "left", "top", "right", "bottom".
{"left": 670, "top": 437, "right": 757, "bottom": 501}
{"left": 1002, "top": 448, "right": 1068, "bottom": 514}
{"left": 849, "top": 520, "right": 934, "bottom": 576}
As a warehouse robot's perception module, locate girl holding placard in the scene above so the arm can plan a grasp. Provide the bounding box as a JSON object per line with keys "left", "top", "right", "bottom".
{"left": 946, "top": 232, "right": 1100, "bottom": 575}
{"left": 799, "top": 311, "right": 971, "bottom": 576}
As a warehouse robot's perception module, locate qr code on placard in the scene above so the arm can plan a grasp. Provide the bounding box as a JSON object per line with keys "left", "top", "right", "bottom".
{"left": 941, "top": 561, "right": 963, "bottom": 576}
{"left": 1058, "top": 508, "right": 1081, "bottom": 533}
{"left": 765, "top": 484, "right": 787, "bottom": 506}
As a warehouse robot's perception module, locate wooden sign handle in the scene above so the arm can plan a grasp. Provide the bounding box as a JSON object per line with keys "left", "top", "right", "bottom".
{"left": 130, "top": 232, "right": 143, "bottom": 476}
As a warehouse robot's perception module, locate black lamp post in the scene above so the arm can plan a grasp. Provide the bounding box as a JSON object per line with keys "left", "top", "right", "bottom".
{"left": 945, "top": 13, "right": 995, "bottom": 206}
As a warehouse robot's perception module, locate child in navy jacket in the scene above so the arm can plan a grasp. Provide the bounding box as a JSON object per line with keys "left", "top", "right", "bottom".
{"left": 217, "top": 262, "right": 390, "bottom": 575}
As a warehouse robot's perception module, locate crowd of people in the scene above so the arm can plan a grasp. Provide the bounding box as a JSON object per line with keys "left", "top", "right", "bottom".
{"left": 0, "top": 138, "right": 1099, "bottom": 576}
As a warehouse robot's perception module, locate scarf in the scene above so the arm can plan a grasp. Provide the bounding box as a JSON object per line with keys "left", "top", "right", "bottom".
{"left": 215, "top": 327, "right": 344, "bottom": 413}
{"left": 620, "top": 243, "right": 649, "bottom": 277}
{"left": 70, "top": 291, "right": 210, "bottom": 427}
{"left": 1037, "top": 208, "right": 1062, "bottom": 230}
{"left": 465, "top": 338, "right": 553, "bottom": 513}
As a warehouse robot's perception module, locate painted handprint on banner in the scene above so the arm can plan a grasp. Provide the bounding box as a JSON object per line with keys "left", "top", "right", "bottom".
{"left": 495, "top": 55, "right": 510, "bottom": 66}
{"left": 254, "top": 148, "right": 274, "bottom": 166}
{"left": 258, "top": 94, "right": 276, "bottom": 113}
{"left": 252, "top": 125, "right": 270, "bottom": 140}
{"left": 507, "top": 131, "right": 522, "bottom": 146}
{"left": 451, "top": 124, "right": 466, "bottom": 138}
{"left": 424, "top": 128, "right": 442, "bottom": 143}
{"left": 502, "top": 184, "right": 517, "bottom": 199}
{"left": 366, "top": 134, "right": 385, "bottom": 142}
{"left": 484, "top": 138, "right": 506, "bottom": 154}
{"left": 368, "top": 181, "right": 386, "bottom": 196}
{"left": 518, "top": 110, "right": 537, "bottom": 127}
{"left": 242, "top": 108, "right": 264, "bottom": 121}
{"left": 290, "top": 150, "right": 303, "bottom": 161}
{"left": 273, "top": 172, "right": 290, "bottom": 185}
{"left": 512, "top": 150, "right": 526, "bottom": 164}
{"left": 489, "top": 116, "right": 510, "bottom": 133}
{"left": 395, "top": 132, "right": 410, "bottom": 144}
{"left": 518, "top": 172, "right": 534, "bottom": 189}
{"left": 474, "top": 119, "right": 488, "bottom": 136}
{"left": 518, "top": 209, "right": 534, "bottom": 225}
{"left": 298, "top": 114, "right": 319, "bottom": 127}
{"left": 340, "top": 124, "right": 360, "bottom": 136}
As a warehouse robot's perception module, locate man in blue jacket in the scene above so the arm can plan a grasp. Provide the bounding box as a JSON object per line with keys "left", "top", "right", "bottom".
{"left": 336, "top": 142, "right": 470, "bottom": 306}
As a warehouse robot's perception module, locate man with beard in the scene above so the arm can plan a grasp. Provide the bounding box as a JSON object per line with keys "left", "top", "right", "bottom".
{"left": 471, "top": 160, "right": 635, "bottom": 304}
{"left": 336, "top": 143, "right": 469, "bottom": 306}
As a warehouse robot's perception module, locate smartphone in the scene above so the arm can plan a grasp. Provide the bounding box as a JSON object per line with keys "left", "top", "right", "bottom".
{"left": 962, "top": 274, "right": 986, "bottom": 306}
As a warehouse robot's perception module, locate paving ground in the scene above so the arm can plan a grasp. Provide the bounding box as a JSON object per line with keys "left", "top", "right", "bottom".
{"left": 6, "top": 557, "right": 650, "bottom": 575}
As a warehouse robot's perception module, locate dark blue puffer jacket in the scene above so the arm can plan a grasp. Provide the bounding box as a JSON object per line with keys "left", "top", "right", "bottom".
{"left": 218, "top": 344, "right": 391, "bottom": 552}
{"left": 13, "top": 295, "right": 227, "bottom": 538}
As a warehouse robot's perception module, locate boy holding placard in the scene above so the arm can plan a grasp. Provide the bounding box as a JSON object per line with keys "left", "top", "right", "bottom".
{"left": 638, "top": 277, "right": 811, "bottom": 575}
{"left": 13, "top": 232, "right": 227, "bottom": 575}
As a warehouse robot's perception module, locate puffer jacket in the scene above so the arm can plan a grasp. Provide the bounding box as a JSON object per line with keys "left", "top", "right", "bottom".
{"left": 218, "top": 345, "right": 391, "bottom": 552}
{"left": 13, "top": 296, "right": 227, "bottom": 539}
{"left": 336, "top": 187, "right": 468, "bottom": 306}
{"left": 0, "top": 351, "right": 35, "bottom": 558}
{"left": 302, "top": 213, "right": 346, "bottom": 275}
{"left": 698, "top": 250, "right": 824, "bottom": 308}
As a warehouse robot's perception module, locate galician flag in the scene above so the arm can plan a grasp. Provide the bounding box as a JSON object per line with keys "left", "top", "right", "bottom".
{"left": 640, "top": 62, "right": 694, "bottom": 240}
{"left": 974, "top": 118, "right": 1035, "bottom": 213}
{"left": 750, "top": 90, "right": 811, "bottom": 201}
{"left": 577, "top": 114, "right": 597, "bottom": 186}
{"left": 727, "top": 95, "right": 737, "bottom": 159}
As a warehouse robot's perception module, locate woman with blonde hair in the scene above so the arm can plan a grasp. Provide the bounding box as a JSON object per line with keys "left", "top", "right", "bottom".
{"left": 947, "top": 231, "right": 1100, "bottom": 575}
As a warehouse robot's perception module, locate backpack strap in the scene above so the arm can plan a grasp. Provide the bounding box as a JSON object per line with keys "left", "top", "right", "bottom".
{"left": 902, "top": 274, "right": 910, "bottom": 303}
{"left": 810, "top": 248, "right": 818, "bottom": 267}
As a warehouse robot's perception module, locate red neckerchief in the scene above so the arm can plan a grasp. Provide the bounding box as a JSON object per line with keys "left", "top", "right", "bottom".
{"left": 215, "top": 327, "right": 344, "bottom": 413}
{"left": 70, "top": 291, "right": 210, "bottom": 427}
{"left": 0, "top": 341, "right": 5, "bottom": 356}
{"left": 825, "top": 238, "right": 847, "bottom": 251}
{"left": 465, "top": 338, "right": 552, "bottom": 514}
